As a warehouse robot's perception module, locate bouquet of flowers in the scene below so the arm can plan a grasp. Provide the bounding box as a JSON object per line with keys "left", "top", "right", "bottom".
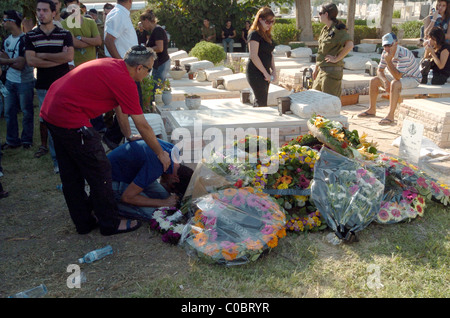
{"left": 311, "top": 147, "right": 385, "bottom": 243}
{"left": 307, "top": 114, "right": 378, "bottom": 161}
{"left": 376, "top": 188, "right": 426, "bottom": 224}
{"left": 376, "top": 154, "right": 450, "bottom": 206}
{"left": 179, "top": 187, "right": 287, "bottom": 265}
{"left": 149, "top": 207, "right": 187, "bottom": 244}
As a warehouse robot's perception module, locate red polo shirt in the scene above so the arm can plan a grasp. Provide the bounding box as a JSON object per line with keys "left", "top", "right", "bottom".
{"left": 40, "top": 58, "right": 143, "bottom": 129}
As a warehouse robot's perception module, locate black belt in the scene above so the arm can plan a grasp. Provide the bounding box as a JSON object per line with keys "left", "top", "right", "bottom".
{"left": 320, "top": 66, "right": 343, "bottom": 72}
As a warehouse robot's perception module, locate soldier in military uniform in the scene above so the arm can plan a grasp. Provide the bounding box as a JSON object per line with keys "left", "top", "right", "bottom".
{"left": 201, "top": 18, "right": 216, "bottom": 42}
{"left": 312, "top": 3, "right": 353, "bottom": 97}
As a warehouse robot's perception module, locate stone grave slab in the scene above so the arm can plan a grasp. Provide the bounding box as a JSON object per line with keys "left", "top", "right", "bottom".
{"left": 170, "top": 86, "right": 240, "bottom": 101}
{"left": 342, "top": 73, "right": 372, "bottom": 89}
{"left": 289, "top": 89, "right": 342, "bottom": 118}
{"left": 344, "top": 55, "right": 373, "bottom": 70}
{"left": 397, "top": 98, "right": 450, "bottom": 148}
{"left": 205, "top": 66, "right": 234, "bottom": 82}
{"left": 165, "top": 104, "right": 348, "bottom": 161}
{"left": 273, "top": 45, "right": 291, "bottom": 55}
{"left": 168, "top": 77, "right": 212, "bottom": 87}
{"left": 186, "top": 60, "right": 215, "bottom": 73}
{"left": 169, "top": 50, "right": 188, "bottom": 61}
{"left": 291, "top": 47, "right": 313, "bottom": 58}
{"left": 222, "top": 73, "right": 250, "bottom": 91}
{"left": 179, "top": 57, "right": 198, "bottom": 66}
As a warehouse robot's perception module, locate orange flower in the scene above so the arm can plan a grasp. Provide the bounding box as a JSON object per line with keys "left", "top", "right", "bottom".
{"left": 193, "top": 232, "right": 208, "bottom": 247}
{"left": 263, "top": 234, "right": 278, "bottom": 248}
{"left": 223, "top": 188, "right": 237, "bottom": 196}
{"left": 193, "top": 209, "right": 203, "bottom": 222}
{"left": 246, "top": 239, "right": 264, "bottom": 251}
{"left": 222, "top": 245, "right": 239, "bottom": 261}
{"left": 280, "top": 175, "right": 292, "bottom": 185}
{"left": 276, "top": 227, "right": 286, "bottom": 239}
{"left": 204, "top": 243, "right": 220, "bottom": 256}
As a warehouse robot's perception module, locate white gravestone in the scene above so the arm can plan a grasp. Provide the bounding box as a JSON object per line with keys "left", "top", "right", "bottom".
{"left": 289, "top": 89, "right": 342, "bottom": 118}
{"left": 290, "top": 47, "right": 313, "bottom": 58}
{"left": 205, "top": 66, "right": 234, "bottom": 82}
{"left": 399, "top": 119, "right": 424, "bottom": 165}
{"left": 169, "top": 50, "right": 189, "bottom": 61}
{"left": 344, "top": 56, "right": 373, "bottom": 70}
{"left": 186, "top": 60, "right": 215, "bottom": 73}
{"left": 273, "top": 45, "right": 292, "bottom": 55}
{"left": 179, "top": 57, "right": 199, "bottom": 66}
{"left": 222, "top": 73, "right": 251, "bottom": 91}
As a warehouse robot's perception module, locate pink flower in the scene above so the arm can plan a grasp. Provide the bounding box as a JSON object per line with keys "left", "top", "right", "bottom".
{"left": 391, "top": 209, "right": 401, "bottom": 218}
{"left": 431, "top": 181, "right": 441, "bottom": 194}
{"left": 220, "top": 241, "right": 236, "bottom": 249}
{"left": 261, "top": 225, "right": 274, "bottom": 235}
{"left": 417, "top": 177, "right": 428, "bottom": 188}
{"left": 349, "top": 185, "right": 359, "bottom": 196}
{"left": 401, "top": 166, "right": 415, "bottom": 176}
{"left": 378, "top": 209, "right": 390, "bottom": 221}
{"left": 443, "top": 188, "right": 450, "bottom": 196}
{"left": 356, "top": 168, "right": 367, "bottom": 178}
{"left": 231, "top": 193, "right": 246, "bottom": 206}
{"left": 246, "top": 194, "right": 260, "bottom": 207}
{"left": 298, "top": 175, "right": 311, "bottom": 189}
{"left": 402, "top": 190, "right": 417, "bottom": 203}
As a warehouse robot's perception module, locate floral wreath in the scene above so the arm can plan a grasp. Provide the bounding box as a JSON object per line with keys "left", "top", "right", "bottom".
{"left": 377, "top": 191, "right": 426, "bottom": 224}
{"left": 377, "top": 154, "right": 450, "bottom": 207}
{"left": 179, "top": 187, "right": 286, "bottom": 265}
{"left": 149, "top": 207, "right": 186, "bottom": 244}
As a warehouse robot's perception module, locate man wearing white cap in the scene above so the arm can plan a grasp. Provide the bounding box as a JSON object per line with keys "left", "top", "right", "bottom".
{"left": 358, "top": 32, "right": 422, "bottom": 125}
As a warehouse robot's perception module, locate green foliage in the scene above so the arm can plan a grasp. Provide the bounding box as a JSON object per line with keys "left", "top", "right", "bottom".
{"left": 397, "top": 20, "right": 423, "bottom": 39}
{"left": 272, "top": 23, "right": 301, "bottom": 45}
{"left": 393, "top": 10, "right": 401, "bottom": 19}
{"left": 353, "top": 25, "right": 378, "bottom": 44}
{"left": 140, "top": 75, "right": 157, "bottom": 112}
{"left": 275, "top": 18, "right": 295, "bottom": 25}
{"left": 189, "top": 41, "right": 226, "bottom": 65}
{"left": 150, "top": 0, "right": 260, "bottom": 51}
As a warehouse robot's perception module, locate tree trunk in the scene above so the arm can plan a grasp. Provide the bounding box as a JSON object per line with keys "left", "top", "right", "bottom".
{"left": 295, "top": 0, "right": 313, "bottom": 41}
{"left": 380, "top": 0, "right": 395, "bottom": 36}
{"left": 347, "top": 0, "right": 356, "bottom": 41}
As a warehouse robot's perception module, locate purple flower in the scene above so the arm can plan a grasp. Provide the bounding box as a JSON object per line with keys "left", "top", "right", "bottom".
{"left": 231, "top": 193, "right": 246, "bottom": 206}
{"left": 246, "top": 194, "right": 260, "bottom": 207}
{"left": 261, "top": 225, "right": 274, "bottom": 235}
{"left": 417, "top": 177, "right": 428, "bottom": 188}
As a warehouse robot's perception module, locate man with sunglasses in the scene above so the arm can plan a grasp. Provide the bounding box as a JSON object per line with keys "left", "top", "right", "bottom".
{"left": 357, "top": 32, "right": 421, "bottom": 125}
{"left": 0, "top": 10, "right": 35, "bottom": 151}
{"left": 39, "top": 46, "right": 171, "bottom": 236}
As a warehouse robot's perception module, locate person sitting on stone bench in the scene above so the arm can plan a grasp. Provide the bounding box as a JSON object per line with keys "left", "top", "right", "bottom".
{"left": 357, "top": 32, "right": 422, "bottom": 126}
{"left": 421, "top": 27, "right": 450, "bottom": 85}
{"left": 107, "top": 138, "right": 194, "bottom": 222}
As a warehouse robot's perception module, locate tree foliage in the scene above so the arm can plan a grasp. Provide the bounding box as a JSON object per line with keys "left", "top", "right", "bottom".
{"left": 150, "top": 0, "right": 292, "bottom": 51}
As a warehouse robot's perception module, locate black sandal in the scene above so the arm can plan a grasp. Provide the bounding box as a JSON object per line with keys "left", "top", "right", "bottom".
{"left": 34, "top": 146, "right": 49, "bottom": 158}
{"left": 100, "top": 220, "right": 142, "bottom": 236}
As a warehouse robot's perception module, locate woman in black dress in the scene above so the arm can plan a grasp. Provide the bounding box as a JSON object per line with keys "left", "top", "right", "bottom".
{"left": 245, "top": 7, "right": 276, "bottom": 107}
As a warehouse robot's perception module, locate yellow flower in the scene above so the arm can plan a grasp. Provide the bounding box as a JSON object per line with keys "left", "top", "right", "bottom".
{"left": 305, "top": 157, "right": 311, "bottom": 163}
{"left": 277, "top": 183, "right": 288, "bottom": 190}
{"left": 314, "top": 116, "right": 325, "bottom": 128}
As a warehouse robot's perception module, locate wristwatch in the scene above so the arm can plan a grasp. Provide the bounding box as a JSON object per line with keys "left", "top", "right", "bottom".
{"left": 76, "top": 35, "right": 82, "bottom": 41}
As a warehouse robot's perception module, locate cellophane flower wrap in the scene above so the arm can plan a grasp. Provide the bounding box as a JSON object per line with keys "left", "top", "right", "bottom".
{"left": 179, "top": 187, "right": 287, "bottom": 266}
{"left": 373, "top": 154, "right": 450, "bottom": 223}
{"left": 311, "top": 147, "right": 385, "bottom": 242}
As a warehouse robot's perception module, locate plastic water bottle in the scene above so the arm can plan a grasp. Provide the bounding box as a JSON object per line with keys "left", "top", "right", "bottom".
{"left": 428, "top": 69, "right": 433, "bottom": 85}
{"left": 9, "top": 284, "right": 48, "bottom": 298}
{"left": 78, "top": 245, "right": 113, "bottom": 264}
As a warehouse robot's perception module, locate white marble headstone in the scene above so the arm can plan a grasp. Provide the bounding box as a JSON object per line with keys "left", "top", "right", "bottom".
{"left": 179, "top": 57, "right": 199, "bottom": 66}
{"left": 344, "top": 56, "right": 373, "bottom": 70}
{"left": 289, "top": 89, "right": 342, "bottom": 118}
{"left": 273, "top": 45, "right": 292, "bottom": 55}
{"left": 186, "top": 60, "right": 215, "bottom": 73}
{"left": 169, "top": 50, "right": 189, "bottom": 61}
{"left": 205, "top": 66, "right": 234, "bottom": 82}
{"left": 222, "top": 73, "right": 251, "bottom": 91}
{"left": 290, "top": 47, "right": 313, "bottom": 58}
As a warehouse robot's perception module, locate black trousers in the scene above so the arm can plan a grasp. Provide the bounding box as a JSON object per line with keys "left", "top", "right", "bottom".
{"left": 246, "top": 72, "right": 269, "bottom": 107}
{"left": 45, "top": 121, "right": 120, "bottom": 235}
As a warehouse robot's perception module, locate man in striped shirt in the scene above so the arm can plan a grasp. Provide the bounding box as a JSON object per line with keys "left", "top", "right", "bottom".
{"left": 358, "top": 32, "right": 422, "bottom": 125}
{"left": 25, "top": 0, "right": 74, "bottom": 172}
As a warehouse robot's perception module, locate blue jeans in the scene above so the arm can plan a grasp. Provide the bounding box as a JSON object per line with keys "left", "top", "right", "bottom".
{"left": 37, "top": 89, "right": 58, "bottom": 168}
{"left": 112, "top": 180, "right": 169, "bottom": 221}
{"left": 4, "top": 80, "right": 35, "bottom": 146}
{"left": 151, "top": 59, "right": 171, "bottom": 87}
{"left": 222, "top": 38, "right": 234, "bottom": 52}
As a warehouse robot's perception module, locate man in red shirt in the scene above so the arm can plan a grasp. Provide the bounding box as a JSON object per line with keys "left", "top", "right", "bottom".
{"left": 40, "top": 45, "right": 171, "bottom": 236}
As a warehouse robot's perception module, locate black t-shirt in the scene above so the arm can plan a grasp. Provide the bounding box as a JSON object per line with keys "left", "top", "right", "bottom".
{"left": 432, "top": 43, "right": 450, "bottom": 77}
{"left": 136, "top": 29, "right": 149, "bottom": 46}
{"left": 246, "top": 30, "right": 275, "bottom": 75}
{"left": 241, "top": 28, "right": 249, "bottom": 42}
{"left": 24, "top": 26, "right": 73, "bottom": 90}
{"left": 222, "top": 26, "right": 235, "bottom": 38}
{"left": 146, "top": 26, "right": 169, "bottom": 69}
